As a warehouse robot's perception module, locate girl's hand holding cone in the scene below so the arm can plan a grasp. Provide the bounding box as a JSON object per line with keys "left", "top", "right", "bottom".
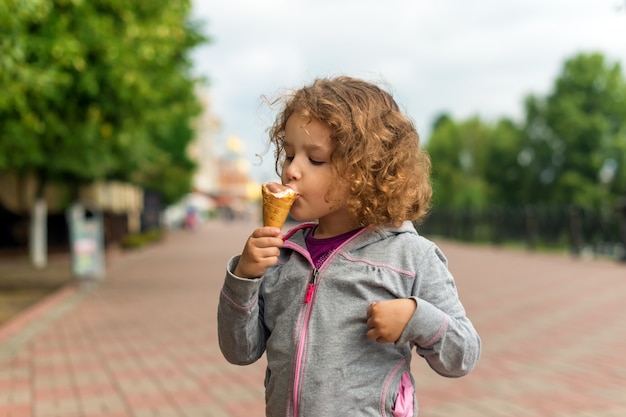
{"left": 233, "top": 183, "right": 297, "bottom": 279}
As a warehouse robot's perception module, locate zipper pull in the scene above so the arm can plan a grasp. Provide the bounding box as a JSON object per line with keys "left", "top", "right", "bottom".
{"left": 304, "top": 285, "right": 314, "bottom": 303}
{"left": 304, "top": 269, "right": 319, "bottom": 303}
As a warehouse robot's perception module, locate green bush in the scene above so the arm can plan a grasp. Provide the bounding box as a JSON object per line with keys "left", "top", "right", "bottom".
{"left": 120, "top": 229, "right": 165, "bottom": 249}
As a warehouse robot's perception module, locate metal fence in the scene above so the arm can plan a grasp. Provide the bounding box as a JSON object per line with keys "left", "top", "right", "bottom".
{"left": 417, "top": 204, "right": 626, "bottom": 261}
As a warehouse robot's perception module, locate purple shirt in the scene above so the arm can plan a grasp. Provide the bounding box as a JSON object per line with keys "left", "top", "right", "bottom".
{"left": 305, "top": 226, "right": 363, "bottom": 269}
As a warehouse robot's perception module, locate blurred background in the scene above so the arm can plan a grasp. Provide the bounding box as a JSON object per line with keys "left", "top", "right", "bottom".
{"left": 1, "top": 0, "right": 626, "bottom": 266}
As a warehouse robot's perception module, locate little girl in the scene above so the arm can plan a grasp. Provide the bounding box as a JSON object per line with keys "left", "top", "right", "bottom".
{"left": 217, "top": 76, "right": 481, "bottom": 416}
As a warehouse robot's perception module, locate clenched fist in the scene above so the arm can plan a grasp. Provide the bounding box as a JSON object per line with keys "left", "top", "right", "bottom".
{"left": 366, "top": 298, "right": 417, "bottom": 344}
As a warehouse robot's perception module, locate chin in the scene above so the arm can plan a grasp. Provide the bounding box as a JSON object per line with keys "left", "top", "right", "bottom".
{"left": 289, "top": 212, "right": 314, "bottom": 223}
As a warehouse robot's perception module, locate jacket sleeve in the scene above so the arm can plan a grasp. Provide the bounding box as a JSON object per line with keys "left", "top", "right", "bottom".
{"left": 396, "top": 244, "right": 481, "bottom": 377}
{"left": 217, "top": 255, "right": 268, "bottom": 365}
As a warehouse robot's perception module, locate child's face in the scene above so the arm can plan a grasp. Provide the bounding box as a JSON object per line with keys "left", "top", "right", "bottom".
{"left": 280, "top": 113, "right": 353, "bottom": 235}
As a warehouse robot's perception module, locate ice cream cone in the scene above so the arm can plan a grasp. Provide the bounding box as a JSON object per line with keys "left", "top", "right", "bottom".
{"left": 262, "top": 183, "right": 297, "bottom": 228}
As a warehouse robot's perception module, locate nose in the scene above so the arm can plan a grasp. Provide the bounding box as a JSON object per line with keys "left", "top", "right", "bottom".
{"left": 282, "top": 156, "right": 301, "bottom": 182}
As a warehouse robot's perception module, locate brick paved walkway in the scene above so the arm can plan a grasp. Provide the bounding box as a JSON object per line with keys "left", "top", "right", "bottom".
{"left": 1, "top": 220, "right": 625, "bottom": 417}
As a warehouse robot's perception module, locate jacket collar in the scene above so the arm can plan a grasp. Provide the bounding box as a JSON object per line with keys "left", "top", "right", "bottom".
{"left": 282, "top": 220, "right": 418, "bottom": 253}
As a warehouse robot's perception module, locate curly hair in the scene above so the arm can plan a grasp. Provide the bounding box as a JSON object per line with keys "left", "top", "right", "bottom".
{"left": 268, "top": 76, "right": 432, "bottom": 227}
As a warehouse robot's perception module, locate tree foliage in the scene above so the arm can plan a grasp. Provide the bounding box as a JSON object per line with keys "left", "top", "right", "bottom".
{"left": 426, "top": 52, "right": 626, "bottom": 210}
{"left": 427, "top": 115, "right": 491, "bottom": 209}
{"left": 522, "top": 53, "right": 626, "bottom": 206}
{"left": 0, "top": 0, "right": 207, "bottom": 204}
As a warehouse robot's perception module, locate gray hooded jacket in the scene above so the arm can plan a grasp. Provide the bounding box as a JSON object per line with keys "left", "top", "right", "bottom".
{"left": 218, "top": 221, "right": 481, "bottom": 417}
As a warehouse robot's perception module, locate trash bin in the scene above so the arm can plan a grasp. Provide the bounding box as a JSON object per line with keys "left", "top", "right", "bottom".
{"left": 67, "top": 203, "right": 105, "bottom": 279}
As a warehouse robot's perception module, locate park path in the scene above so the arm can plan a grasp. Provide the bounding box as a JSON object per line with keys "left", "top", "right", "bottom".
{"left": 1, "top": 220, "right": 625, "bottom": 417}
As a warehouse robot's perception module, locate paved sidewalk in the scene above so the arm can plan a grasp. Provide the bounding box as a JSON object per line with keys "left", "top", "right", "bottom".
{"left": 1, "top": 220, "right": 625, "bottom": 417}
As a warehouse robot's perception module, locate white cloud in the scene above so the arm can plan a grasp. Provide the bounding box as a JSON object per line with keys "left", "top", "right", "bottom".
{"left": 192, "top": 0, "right": 626, "bottom": 181}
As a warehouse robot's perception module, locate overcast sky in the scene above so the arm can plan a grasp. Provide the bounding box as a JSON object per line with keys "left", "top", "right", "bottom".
{"left": 190, "top": 0, "right": 626, "bottom": 183}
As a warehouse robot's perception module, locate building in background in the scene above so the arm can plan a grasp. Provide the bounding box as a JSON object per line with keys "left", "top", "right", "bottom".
{"left": 214, "top": 135, "right": 260, "bottom": 220}
{"left": 166, "top": 89, "right": 260, "bottom": 228}
{"left": 189, "top": 87, "right": 221, "bottom": 196}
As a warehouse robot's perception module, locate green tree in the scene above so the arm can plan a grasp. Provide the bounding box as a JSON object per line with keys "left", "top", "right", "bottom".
{"left": 137, "top": 115, "right": 199, "bottom": 203}
{"left": 483, "top": 118, "right": 526, "bottom": 205}
{"left": 0, "top": 0, "right": 206, "bottom": 202}
{"left": 427, "top": 52, "right": 626, "bottom": 212}
{"left": 521, "top": 52, "right": 626, "bottom": 206}
{"left": 426, "top": 114, "right": 491, "bottom": 209}
{"left": 0, "top": 0, "right": 207, "bottom": 266}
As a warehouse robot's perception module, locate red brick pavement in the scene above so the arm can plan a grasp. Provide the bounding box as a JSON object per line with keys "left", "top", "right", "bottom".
{"left": 1, "top": 220, "right": 625, "bottom": 417}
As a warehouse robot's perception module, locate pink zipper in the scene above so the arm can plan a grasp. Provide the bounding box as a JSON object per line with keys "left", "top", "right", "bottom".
{"left": 292, "top": 269, "right": 318, "bottom": 416}
{"left": 289, "top": 227, "right": 367, "bottom": 416}
{"left": 304, "top": 269, "right": 318, "bottom": 303}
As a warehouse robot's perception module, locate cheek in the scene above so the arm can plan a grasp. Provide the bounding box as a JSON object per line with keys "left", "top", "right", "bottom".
{"left": 279, "top": 162, "right": 289, "bottom": 182}
{"left": 323, "top": 177, "right": 348, "bottom": 205}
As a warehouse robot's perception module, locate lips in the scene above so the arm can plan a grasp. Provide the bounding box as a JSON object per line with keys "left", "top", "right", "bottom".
{"left": 283, "top": 184, "right": 299, "bottom": 197}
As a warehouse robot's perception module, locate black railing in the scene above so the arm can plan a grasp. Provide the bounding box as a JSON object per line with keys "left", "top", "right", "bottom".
{"left": 417, "top": 204, "right": 626, "bottom": 261}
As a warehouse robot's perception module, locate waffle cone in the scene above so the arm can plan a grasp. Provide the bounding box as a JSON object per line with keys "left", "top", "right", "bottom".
{"left": 262, "top": 183, "right": 297, "bottom": 228}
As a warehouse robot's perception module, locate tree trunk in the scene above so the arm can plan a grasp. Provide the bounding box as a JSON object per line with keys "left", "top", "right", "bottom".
{"left": 29, "top": 175, "right": 47, "bottom": 268}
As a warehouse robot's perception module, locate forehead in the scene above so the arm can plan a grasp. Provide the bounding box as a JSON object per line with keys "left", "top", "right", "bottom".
{"left": 284, "top": 113, "right": 333, "bottom": 148}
